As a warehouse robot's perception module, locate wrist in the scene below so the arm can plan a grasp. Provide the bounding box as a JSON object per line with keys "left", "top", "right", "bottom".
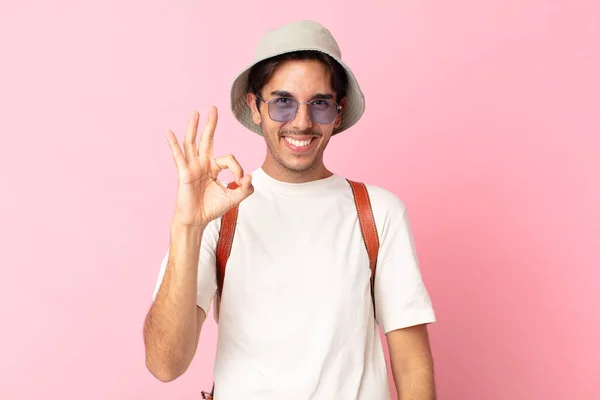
{"left": 170, "top": 219, "right": 207, "bottom": 236}
{"left": 169, "top": 221, "right": 205, "bottom": 263}
{"left": 171, "top": 214, "right": 208, "bottom": 230}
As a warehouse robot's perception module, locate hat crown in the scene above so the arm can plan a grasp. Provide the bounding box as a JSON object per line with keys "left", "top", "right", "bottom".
{"left": 254, "top": 20, "right": 342, "bottom": 61}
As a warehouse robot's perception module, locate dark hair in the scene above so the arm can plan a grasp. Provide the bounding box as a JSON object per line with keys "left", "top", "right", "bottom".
{"left": 247, "top": 50, "right": 349, "bottom": 108}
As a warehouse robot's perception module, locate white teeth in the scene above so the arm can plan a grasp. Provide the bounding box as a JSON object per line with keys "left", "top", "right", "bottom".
{"left": 285, "top": 137, "right": 311, "bottom": 147}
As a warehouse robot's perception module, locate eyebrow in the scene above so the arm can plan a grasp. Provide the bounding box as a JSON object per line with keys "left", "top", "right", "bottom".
{"left": 270, "top": 90, "right": 334, "bottom": 100}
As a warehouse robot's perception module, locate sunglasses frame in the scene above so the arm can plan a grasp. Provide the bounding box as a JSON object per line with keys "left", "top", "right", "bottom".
{"left": 256, "top": 94, "right": 342, "bottom": 124}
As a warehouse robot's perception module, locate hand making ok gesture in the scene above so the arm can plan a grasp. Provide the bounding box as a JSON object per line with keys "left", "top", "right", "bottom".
{"left": 167, "top": 106, "right": 254, "bottom": 227}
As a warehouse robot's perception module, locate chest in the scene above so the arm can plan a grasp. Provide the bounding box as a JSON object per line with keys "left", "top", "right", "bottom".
{"left": 221, "top": 195, "right": 372, "bottom": 312}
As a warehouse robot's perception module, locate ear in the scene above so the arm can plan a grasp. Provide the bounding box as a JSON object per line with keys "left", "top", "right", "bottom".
{"left": 333, "top": 97, "right": 347, "bottom": 129}
{"left": 246, "top": 92, "right": 262, "bottom": 124}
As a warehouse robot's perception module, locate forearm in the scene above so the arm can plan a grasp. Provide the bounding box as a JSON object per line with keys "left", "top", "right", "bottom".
{"left": 143, "top": 221, "right": 205, "bottom": 381}
{"left": 394, "top": 365, "right": 436, "bottom": 400}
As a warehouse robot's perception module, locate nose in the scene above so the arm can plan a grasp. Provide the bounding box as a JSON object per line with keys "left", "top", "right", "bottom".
{"left": 290, "top": 103, "right": 313, "bottom": 131}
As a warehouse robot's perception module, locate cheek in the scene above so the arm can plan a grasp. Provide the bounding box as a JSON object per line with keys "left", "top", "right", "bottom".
{"left": 263, "top": 121, "right": 284, "bottom": 139}
{"left": 316, "top": 124, "right": 334, "bottom": 139}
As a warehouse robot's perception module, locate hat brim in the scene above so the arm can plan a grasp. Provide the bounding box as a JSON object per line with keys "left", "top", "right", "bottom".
{"left": 230, "top": 48, "right": 365, "bottom": 137}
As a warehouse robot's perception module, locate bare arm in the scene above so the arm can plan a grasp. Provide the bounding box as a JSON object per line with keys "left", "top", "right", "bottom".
{"left": 387, "top": 324, "right": 436, "bottom": 400}
{"left": 143, "top": 222, "right": 207, "bottom": 382}
{"left": 142, "top": 107, "right": 254, "bottom": 382}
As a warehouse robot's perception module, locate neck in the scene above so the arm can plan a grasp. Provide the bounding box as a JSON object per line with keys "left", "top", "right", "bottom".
{"left": 261, "top": 158, "right": 333, "bottom": 184}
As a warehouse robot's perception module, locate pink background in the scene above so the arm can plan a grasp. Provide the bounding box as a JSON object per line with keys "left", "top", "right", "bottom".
{"left": 1, "top": 1, "right": 598, "bottom": 399}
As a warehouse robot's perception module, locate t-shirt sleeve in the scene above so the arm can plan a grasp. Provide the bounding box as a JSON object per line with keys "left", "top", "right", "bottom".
{"left": 152, "top": 219, "right": 220, "bottom": 315}
{"left": 370, "top": 187, "right": 436, "bottom": 334}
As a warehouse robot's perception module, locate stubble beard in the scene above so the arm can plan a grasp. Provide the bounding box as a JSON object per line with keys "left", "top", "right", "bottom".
{"left": 263, "top": 125, "right": 329, "bottom": 175}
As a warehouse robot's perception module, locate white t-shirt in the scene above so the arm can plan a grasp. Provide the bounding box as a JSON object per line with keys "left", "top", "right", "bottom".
{"left": 153, "top": 167, "right": 436, "bottom": 399}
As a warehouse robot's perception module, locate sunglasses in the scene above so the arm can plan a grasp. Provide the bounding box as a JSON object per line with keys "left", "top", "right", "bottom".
{"left": 256, "top": 94, "right": 342, "bottom": 125}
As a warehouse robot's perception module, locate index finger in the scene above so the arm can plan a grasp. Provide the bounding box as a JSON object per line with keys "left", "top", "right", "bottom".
{"left": 197, "top": 106, "right": 218, "bottom": 157}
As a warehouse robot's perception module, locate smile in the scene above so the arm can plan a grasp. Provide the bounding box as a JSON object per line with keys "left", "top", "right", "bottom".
{"left": 281, "top": 135, "right": 318, "bottom": 152}
{"left": 284, "top": 137, "right": 314, "bottom": 147}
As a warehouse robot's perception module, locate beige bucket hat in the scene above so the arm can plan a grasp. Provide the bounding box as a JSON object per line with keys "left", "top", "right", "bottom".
{"left": 230, "top": 20, "right": 365, "bottom": 136}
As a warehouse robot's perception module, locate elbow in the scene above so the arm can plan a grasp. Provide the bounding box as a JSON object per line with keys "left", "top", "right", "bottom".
{"left": 148, "top": 367, "right": 178, "bottom": 383}
{"left": 145, "top": 357, "right": 188, "bottom": 383}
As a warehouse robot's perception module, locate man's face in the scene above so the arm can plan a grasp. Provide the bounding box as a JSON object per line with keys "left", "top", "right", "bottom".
{"left": 247, "top": 59, "right": 344, "bottom": 175}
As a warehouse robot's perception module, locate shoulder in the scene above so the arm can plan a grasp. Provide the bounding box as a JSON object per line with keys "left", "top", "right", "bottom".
{"left": 357, "top": 181, "right": 408, "bottom": 217}
{"left": 342, "top": 179, "right": 411, "bottom": 239}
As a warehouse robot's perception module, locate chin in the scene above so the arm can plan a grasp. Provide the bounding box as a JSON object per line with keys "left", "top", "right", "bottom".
{"left": 279, "top": 158, "right": 316, "bottom": 173}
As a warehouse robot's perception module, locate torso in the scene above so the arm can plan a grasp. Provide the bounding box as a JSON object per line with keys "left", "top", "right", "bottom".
{"left": 212, "top": 168, "right": 391, "bottom": 399}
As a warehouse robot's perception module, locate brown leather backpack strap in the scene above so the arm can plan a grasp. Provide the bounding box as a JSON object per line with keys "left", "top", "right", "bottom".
{"left": 209, "top": 182, "right": 239, "bottom": 399}
{"left": 347, "top": 179, "right": 380, "bottom": 316}
{"left": 215, "top": 181, "right": 240, "bottom": 296}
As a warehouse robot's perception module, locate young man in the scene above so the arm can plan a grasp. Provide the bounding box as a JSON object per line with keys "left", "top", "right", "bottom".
{"left": 143, "top": 20, "right": 437, "bottom": 399}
